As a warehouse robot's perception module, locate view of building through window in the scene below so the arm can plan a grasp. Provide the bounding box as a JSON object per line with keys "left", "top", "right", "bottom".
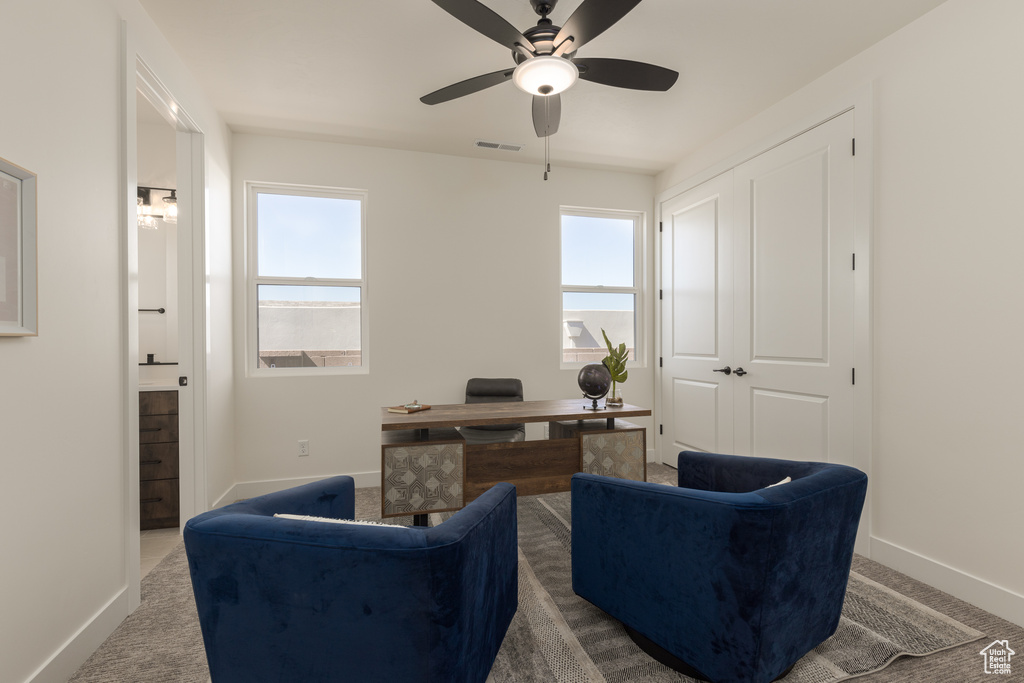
{"left": 249, "top": 186, "right": 367, "bottom": 371}
{"left": 561, "top": 210, "right": 640, "bottom": 365}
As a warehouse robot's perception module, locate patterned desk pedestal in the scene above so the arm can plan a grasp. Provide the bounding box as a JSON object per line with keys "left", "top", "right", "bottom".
{"left": 381, "top": 428, "right": 465, "bottom": 519}
{"left": 550, "top": 419, "right": 647, "bottom": 482}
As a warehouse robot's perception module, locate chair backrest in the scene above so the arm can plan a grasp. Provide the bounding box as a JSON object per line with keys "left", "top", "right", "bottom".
{"left": 465, "top": 378, "right": 524, "bottom": 431}
{"left": 465, "top": 377, "right": 523, "bottom": 404}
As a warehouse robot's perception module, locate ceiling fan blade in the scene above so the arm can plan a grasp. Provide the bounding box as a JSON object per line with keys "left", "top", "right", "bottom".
{"left": 532, "top": 94, "right": 561, "bottom": 137}
{"left": 575, "top": 57, "right": 678, "bottom": 91}
{"left": 431, "top": 0, "right": 533, "bottom": 52}
{"left": 421, "top": 69, "right": 515, "bottom": 105}
{"left": 553, "top": 0, "right": 643, "bottom": 52}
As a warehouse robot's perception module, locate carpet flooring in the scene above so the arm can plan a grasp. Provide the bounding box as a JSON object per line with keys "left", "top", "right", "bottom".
{"left": 71, "top": 464, "right": 1023, "bottom": 682}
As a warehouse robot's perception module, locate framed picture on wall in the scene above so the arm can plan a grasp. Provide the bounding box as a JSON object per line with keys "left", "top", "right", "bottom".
{"left": 0, "top": 155, "right": 38, "bottom": 336}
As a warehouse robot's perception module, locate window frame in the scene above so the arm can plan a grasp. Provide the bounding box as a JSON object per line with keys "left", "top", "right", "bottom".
{"left": 245, "top": 180, "right": 369, "bottom": 376}
{"left": 559, "top": 206, "right": 645, "bottom": 370}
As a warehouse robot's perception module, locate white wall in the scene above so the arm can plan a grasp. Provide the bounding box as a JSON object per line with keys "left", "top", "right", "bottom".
{"left": 230, "top": 134, "right": 655, "bottom": 491}
{"left": 0, "top": 2, "right": 234, "bottom": 681}
{"left": 657, "top": 0, "right": 1024, "bottom": 626}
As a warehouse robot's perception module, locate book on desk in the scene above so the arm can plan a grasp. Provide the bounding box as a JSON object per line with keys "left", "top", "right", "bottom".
{"left": 387, "top": 402, "right": 431, "bottom": 414}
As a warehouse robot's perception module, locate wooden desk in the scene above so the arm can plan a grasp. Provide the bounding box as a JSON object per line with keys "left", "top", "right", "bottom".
{"left": 381, "top": 400, "right": 652, "bottom": 520}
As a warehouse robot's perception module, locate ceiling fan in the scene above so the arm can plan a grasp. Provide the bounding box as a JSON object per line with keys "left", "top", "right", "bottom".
{"left": 421, "top": 0, "right": 679, "bottom": 138}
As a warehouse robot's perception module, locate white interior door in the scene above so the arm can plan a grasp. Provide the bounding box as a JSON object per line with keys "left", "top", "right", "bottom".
{"left": 732, "top": 111, "right": 856, "bottom": 464}
{"left": 660, "top": 110, "right": 857, "bottom": 467}
{"left": 659, "top": 173, "right": 734, "bottom": 460}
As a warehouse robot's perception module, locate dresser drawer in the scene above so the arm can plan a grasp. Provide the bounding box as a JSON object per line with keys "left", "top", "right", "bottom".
{"left": 140, "top": 478, "right": 179, "bottom": 530}
{"left": 140, "top": 415, "right": 178, "bottom": 444}
{"left": 140, "top": 443, "right": 179, "bottom": 481}
{"left": 140, "top": 390, "right": 178, "bottom": 416}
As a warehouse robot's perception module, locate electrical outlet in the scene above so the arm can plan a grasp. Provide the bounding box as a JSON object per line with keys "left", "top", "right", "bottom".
{"left": 298, "top": 439, "right": 310, "bottom": 457}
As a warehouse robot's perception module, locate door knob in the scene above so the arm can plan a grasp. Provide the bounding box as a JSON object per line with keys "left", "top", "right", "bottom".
{"left": 712, "top": 366, "right": 732, "bottom": 375}
{"left": 734, "top": 367, "right": 747, "bottom": 377}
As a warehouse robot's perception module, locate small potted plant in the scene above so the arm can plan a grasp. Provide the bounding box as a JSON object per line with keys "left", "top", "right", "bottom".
{"left": 601, "top": 328, "right": 628, "bottom": 407}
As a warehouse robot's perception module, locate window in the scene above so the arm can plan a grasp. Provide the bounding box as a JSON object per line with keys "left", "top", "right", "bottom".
{"left": 246, "top": 182, "right": 367, "bottom": 374}
{"left": 560, "top": 208, "right": 643, "bottom": 366}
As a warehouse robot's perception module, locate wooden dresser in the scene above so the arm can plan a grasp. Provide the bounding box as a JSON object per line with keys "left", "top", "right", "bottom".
{"left": 140, "top": 390, "right": 179, "bottom": 529}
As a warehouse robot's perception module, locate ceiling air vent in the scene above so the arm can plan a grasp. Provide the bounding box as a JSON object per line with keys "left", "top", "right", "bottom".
{"left": 474, "top": 139, "right": 525, "bottom": 153}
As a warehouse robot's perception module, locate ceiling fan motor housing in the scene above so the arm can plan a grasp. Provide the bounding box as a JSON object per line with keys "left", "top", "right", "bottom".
{"left": 513, "top": 21, "right": 574, "bottom": 63}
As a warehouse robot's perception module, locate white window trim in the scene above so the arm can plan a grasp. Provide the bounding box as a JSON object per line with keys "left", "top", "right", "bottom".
{"left": 559, "top": 206, "right": 645, "bottom": 370}
{"left": 245, "top": 180, "right": 369, "bottom": 377}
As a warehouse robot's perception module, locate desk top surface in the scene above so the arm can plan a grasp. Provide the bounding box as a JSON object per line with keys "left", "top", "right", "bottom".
{"left": 381, "top": 398, "right": 651, "bottom": 431}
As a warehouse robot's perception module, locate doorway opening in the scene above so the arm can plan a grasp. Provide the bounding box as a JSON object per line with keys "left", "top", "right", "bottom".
{"left": 125, "top": 55, "right": 208, "bottom": 597}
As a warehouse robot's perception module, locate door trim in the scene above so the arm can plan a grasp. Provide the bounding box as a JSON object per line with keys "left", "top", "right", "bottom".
{"left": 121, "top": 26, "right": 208, "bottom": 609}
{"left": 655, "top": 84, "right": 873, "bottom": 554}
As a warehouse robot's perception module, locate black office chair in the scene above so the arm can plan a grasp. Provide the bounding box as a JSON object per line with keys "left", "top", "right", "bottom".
{"left": 459, "top": 378, "right": 526, "bottom": 445}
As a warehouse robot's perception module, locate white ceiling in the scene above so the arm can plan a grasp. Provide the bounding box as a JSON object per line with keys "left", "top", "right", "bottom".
{"left": 139, "top": 0, "right": 947, "bottom": 175}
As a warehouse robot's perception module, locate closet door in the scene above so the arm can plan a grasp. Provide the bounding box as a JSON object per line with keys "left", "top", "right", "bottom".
{"left": 659, "top": 173, "right": 735, "bottom": 460}
{"left": 732, "top": 111, "right": 856, "bottom": 463}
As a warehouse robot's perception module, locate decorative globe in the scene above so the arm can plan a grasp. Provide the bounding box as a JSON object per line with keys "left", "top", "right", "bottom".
{"left": 578, "top": 363, "right": 612, "bottom": 409}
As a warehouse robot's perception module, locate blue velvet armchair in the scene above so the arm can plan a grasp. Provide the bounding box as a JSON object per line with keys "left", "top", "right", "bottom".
{"left": 184, "top": 476, "right": 518, "bottom": 683}
{"left": 571, "top": 452, "right": 867, "bottom": 683}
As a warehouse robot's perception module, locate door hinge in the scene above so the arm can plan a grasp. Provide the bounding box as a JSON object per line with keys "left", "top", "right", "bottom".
{"left": 659, "top": 356, "right": 663, "bottom": 368}
{"left": 659, "top": 424, "right": 663, "bottom": 435}
{"left": 659, "top": 289, "right": 663, "bottom": 300}
{"left": 659, "top": 221, "right": 663, "bottom": 233}
{"left": 852, "top": 368, "right": 856, "bottom": 385}
{"left": 852, "top": 138, "right": 856, "bottom": 156}
{"left": 852, "top": 253, "right": 856, "bottom": 270}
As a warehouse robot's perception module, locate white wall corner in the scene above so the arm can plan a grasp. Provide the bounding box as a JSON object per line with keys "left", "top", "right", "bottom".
{"left": 26, "top": 588, "right": 129, "bottom": 683}
{"left": 212, "top": 471, "right": 382, "bottom": 508}
{"left": 871, "top": 536, "right": 1024, "bottom": 629}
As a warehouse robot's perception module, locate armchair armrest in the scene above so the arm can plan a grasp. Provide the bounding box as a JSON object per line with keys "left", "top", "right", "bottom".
{"left": 424, "top": 483, "right": 519, "bottom": 679}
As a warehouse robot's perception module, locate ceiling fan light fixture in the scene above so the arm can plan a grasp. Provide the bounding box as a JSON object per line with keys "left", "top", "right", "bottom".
{"left": 512, "top": 55, "right": 578, "bottom": 96}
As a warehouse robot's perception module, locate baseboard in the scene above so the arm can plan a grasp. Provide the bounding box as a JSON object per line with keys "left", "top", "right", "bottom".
{"left": 26, "top": 587, "right": 129, "bottom": 683}
{"left": 871, "top": 536, "right": 1024, "bottom": 628}
{"left": 212, "top": 471, "right": 381, "bottom": 508}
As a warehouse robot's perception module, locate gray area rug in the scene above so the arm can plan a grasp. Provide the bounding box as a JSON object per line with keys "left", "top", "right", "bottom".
{"left": 73, "top": 467, "right": 1001, "bottom": 682}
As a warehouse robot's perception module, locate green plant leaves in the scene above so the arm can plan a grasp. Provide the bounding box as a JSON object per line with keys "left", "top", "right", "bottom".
{"left": 601, "top": 328, "right": 628, "bottom": 384}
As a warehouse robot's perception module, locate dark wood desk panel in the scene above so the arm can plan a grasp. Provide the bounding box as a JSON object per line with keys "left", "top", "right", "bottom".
{"left": 464, "top": 438, "right": 580, "bottom": 500}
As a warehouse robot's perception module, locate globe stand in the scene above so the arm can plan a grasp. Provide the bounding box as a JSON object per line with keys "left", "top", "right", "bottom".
{"left": 584, "top": 396, "right": 602, "bottom": 410}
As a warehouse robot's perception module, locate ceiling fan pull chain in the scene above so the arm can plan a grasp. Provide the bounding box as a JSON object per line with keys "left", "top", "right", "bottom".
{"left": 544, "top": 98, "right": 551, "bottom": 180}
{"left": 544, "top": 135, "right": 550, "bottom": 180}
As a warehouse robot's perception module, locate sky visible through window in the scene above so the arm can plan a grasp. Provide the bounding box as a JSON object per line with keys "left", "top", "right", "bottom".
{"left": 257, "top": 193, "right": 361, "bottom": 301}
{"left": 562, "top": 214, "right": 635, "bottom": 310}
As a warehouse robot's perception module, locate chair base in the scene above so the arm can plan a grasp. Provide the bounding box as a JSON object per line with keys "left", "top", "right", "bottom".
{"left": 624, "top": 624, "right": 795, "bottom": 682}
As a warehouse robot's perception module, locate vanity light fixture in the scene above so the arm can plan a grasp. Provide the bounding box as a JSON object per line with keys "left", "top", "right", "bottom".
{"left": 137, "top": 186, "right": 177, "bottom": 229}
{"left": 162, "top": 189, "right": 177, "bottom": 224}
